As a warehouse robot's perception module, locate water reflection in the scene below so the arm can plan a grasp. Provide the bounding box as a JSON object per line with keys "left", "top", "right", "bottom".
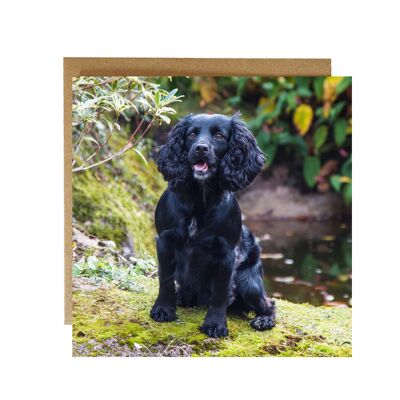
{"left": 245, "top": 219, "right": 352, "bottom": 307}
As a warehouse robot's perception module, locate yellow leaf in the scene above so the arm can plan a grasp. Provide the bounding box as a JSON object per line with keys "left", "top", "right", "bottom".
{"left": 347, "top": 118, "right": 352, "bottom": 134}
{"left": 339, "top": 176, "right": 351, "bottom": 183}
{"left": 293, "top": 104, "right": 313, "bottom": 136}
{"left": 260, "top": 253, "right": 284, "bottom": 260}
{"left": 258, "top": 97, "right": 276, "bottom": 114}
{"left": 322, "top": 77, "right": 344, "bottom": 118}
{"left": 323, "top": 102, "right": 331, "bottom": 118}
{"left": 323, "top": 77, "right": 343, "bottom": 102}
{"left": 199, "top": 78, "right": 217, "bottom": 104}
{"left": 323, "top": 235, "right": 335, "bottom": 241}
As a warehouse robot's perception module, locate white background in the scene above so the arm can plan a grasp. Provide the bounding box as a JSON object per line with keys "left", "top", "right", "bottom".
{"left": 1, "top": 0, "right": 399, "bottom": 399}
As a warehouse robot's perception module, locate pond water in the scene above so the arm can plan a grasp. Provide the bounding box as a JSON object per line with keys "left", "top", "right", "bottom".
{"left": 245, "top": 219, "right": 352, "bottom": 307}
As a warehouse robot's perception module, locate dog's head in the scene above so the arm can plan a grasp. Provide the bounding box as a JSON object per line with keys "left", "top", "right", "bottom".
{"left": 157, "top": 113, "right": 265, "bottom": 192}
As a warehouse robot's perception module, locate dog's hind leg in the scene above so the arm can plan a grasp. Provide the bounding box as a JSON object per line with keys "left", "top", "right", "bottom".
{"left": 235, "top": 261, "right": 276, "bottom": 331}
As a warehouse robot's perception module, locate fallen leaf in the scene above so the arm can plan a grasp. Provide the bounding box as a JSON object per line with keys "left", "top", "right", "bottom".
{"left": 319, "top": 160, "right": 339, "bottom": 177}
{"left": 273, "top": 276, "right": 295, "bottom": 283}
{"left": 317, "top": 181, "right": 330, "bottom": 192}
{"left": 322, "top": 301, "right": 348, "bottom": 308}
{"left": 260, "top": 253, "right": 284, "bottom": 260}
{"left": 322, "top": 235, "right": 335, "bottom": 241}
{"left": 259, "top": 233, "right": 271, "bottom": 241}
{"left": 337, "top": 274, "right": 349, "bottom": 282}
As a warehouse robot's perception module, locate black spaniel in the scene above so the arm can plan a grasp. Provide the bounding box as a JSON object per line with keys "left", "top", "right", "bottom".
{"left": 150, "top": 113, "right": 276, "bottom": 338}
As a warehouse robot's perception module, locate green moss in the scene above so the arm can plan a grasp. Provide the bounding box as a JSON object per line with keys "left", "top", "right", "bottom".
{"left": 73, "top": 143, "right": 166, "bottom": 258}
{"left": 72, "top": 138, "right": 351, "bottom": 357}
{"left": 73, "top": 275, "right": 352, "bottom": 357}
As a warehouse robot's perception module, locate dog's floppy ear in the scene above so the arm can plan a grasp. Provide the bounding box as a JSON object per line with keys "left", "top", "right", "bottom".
{"left": 219, "top": 113, "right": 265, "bottom": 191}
{"left": 157, "top": 115, "right": 193, "bottom": 191}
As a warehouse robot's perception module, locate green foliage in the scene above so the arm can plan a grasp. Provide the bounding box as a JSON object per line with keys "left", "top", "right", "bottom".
{"left": 72, "top": 76, "right": 182, "bottom": 172}
{"left": 73, "top": 252, "right": 157, "bottom": 292}
{"left": 334, "top": 118, "right": 347, "bottom": 146}
{"left": 343, "top": 182, "right": 352, "bottom": 205}
{"left": 313, "top": 125, "right": 328, "bottom": 153}
{"left": 156, "top": 76, "right": 352, "bottom": 204}
{"left": 71, "top": 76, "right": 178, "bottom": 257}
{"left": 303, "top": 156, "right": 321, "bottom": 188}
{"left": 329, "top": 155, "right": 352, "bottom": 202}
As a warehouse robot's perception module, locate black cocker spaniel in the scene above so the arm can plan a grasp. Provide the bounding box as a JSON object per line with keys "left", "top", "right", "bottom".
{"left": 150, "top": 113, "right": 276, "bottom": 338}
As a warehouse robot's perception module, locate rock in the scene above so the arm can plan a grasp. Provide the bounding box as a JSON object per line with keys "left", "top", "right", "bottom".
{"left": 72, "top": 277, "right": 110, "bottom": 292}
{"left": 238, "top": 183, "right": 345, "bottom": 221}
{"left": 72, "top": 226, "right": 100, "bottom": 250}
{"left": 103, "top": 240, "right": 117, "bottom": 249}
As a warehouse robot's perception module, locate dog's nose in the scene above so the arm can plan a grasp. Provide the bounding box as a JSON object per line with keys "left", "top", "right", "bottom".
{"left": 194, "top": 143, "right": 209, "bottom": 153}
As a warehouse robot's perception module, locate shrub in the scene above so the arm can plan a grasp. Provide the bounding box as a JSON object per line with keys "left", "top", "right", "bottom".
{"left": 157, "top": 76, "right": 352, "bottom": 204}
{"left": 72, "top": 76, "right": 182, "bottom": 172}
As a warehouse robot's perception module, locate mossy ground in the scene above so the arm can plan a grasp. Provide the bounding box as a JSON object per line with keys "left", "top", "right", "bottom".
{"left": 73, "top": 275, "right": 352, "bottom": 357}
{"left": 72, "top": 152, "right": 351, "bottom": 357}
{"left": 73, "top": 138, "right": 166, "bottom": 258}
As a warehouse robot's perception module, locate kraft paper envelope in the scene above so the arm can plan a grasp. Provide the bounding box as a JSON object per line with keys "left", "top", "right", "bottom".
{"left": 64, "top": 58, "right": 331, "bottom": 324}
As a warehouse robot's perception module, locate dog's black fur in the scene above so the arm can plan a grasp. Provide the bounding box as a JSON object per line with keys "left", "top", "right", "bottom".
{"left": 150, "top": 113, "right": 276, "bottom": 338}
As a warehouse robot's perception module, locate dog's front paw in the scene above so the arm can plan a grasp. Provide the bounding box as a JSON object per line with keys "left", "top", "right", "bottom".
{"left": 250, "top": 315, "right": 275, "bottom": 331}
{"left": 200, "top": 322, "right": 229, "bottom": 338}
{"left": 150, "top": 303, "right": 176, "bottom": 322}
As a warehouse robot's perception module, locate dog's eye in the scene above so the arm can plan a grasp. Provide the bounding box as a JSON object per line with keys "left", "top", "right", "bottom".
{"left": 188, "top": 132, "right": 197, "bottom": 139}
{"left": 214, "top": 132, "right": 224, "bottom": 140}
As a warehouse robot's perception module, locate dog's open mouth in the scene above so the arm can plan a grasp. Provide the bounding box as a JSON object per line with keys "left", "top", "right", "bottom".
{"left": 193, "top": 162, "right": 209, "bottom": 173}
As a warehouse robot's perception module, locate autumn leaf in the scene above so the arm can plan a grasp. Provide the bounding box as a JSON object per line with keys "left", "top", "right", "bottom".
{"left": 258, "top": 96, "right": 276, "bottom": 114}
{"left": 323, "top": 77, "right": 343, "bottom": 102}
{"left": 293, "top": 104, "right": 313, "bottom": 136}
{"left": 319, "top": 159, "right": 338, "bottom": 177}
{"left": 323, "top": 77, "right": 344, "bottom": 118}
{"left": 339, "top": 176, "right": 352, "bottom": 183}
{"left": 317, "top": 181, "right": 330, "bottom": 192}
{"left": 199, "top": 78, "right": 217, "bottom": 104}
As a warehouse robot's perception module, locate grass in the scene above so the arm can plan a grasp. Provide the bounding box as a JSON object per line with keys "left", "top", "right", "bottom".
{"left": 73, "top": 274, "right": 352, "bottom": 357}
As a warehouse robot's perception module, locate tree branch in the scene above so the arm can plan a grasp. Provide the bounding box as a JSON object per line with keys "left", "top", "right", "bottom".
{"left": 72, "top": 120, "right": 154, "bottom": 173}
{"left": 84, "top": 119, "right": 145, "bottom": 166}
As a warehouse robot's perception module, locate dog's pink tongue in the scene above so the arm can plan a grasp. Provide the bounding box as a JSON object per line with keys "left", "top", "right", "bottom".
{"left": 194, "top": 162, "right": 208, "bottom": 172}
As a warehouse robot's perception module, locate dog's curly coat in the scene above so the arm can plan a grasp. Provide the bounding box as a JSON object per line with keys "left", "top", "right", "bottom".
{"left": 150, "top": 113, "right": 276, "bottom": 338}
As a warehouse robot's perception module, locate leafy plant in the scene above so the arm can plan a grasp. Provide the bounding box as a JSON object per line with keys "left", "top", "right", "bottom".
{"left": 73, "top": 252, "right": 157, "bottom": 292}
{"left": 72, "top": 76, "right": 183, "bottom": 172}
{"left": 330, "top": 155, "right": 352, "bottom": 205}
{"left": 157, "top": 76, "right": 352, "bottom": 204}
{"left": 303, "top": 156, "right": 321, "bottom": 188}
